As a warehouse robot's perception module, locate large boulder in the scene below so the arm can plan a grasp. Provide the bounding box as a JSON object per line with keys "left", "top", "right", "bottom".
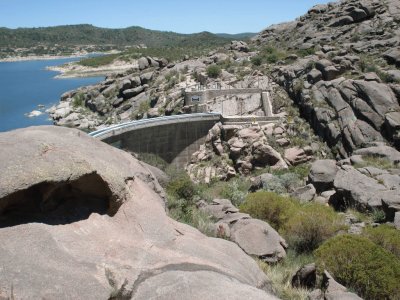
{"left": 384, "top": 48, "right": 400, "bottom": 67}
{"left": 231, "top": 219, "right": 287, "bottom": 263}
{"left": 308, "top": 160, "right": 338, "bottom": 193}
{"left": 284, "top": 147, "right": 313, "bottom": 166}
{"left": 230, "top": 41, "right": 249, "bottom": 52}
{"left": 138, "top": 57, "right": 150, "bottom": 70}
{"left": 199, "top": 199, "right": 287, "bottom": 263}
{"left": 0, "top": 126, "right": 277, "bottom": 300}
{"left": 333, "top": 165, "right": 386, "bottom": 210}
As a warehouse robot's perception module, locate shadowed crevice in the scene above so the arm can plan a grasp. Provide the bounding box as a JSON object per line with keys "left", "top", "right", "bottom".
{"left": 0, "top": 172, "right": 112, "bottom": 228}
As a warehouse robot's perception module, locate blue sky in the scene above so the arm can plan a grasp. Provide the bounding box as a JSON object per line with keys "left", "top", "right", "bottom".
{"left": 0, "top": 0, "right": 333, "bottom": 34}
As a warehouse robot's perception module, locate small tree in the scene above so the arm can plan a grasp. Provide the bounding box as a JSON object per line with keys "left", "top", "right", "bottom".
{"left": 206, "top": 65, "right": 221, "bottom": 78}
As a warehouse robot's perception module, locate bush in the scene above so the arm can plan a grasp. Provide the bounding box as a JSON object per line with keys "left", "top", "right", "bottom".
{"left": 240, "top": 191, "right": 298, "bottom": 231}
{"left": 371, "top": 208, "right": 386, "bottom": 223}
{"left": 363, "top": 225, "right": 400, "bottom": 259}
{"left": 296, "top": 48, "right": 315, "bottom": 58}
{"left": 251, "top": 56, "right": 263, "bottom": 66}
{"left": 268, "top": 173, "right": 303, "bottom": 193}
{"left": 206, "top": 65, "right": 222, "bottom": 78}
{"left": 72, "top": 93, "right": 85, "bottom": 108}
{"left": 315, "top": 234, "right": 400, "bottom": 300}
{"left": 283, "top": 204, "right": 345, "bottom": 252}
{"left": 220, "top": 178, "right": 250, "bottom": 207}
{"left": 240, "top": 191, "right": 345, "bottom": 252}
{"left": 166, "top": 172, "right": 196, "bottom": 200}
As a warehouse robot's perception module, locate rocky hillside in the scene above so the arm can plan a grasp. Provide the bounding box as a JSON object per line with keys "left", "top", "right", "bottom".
{"left": 253, "top": 0, "right": 400, "bottom": 155}
{"left": 14, "top": 1, "right": 400, "bottom": 298}
{"left": 47, "top": 41, "right": 270, "bottom": 130}
{"left": 0, "top": 24, "right": 232, "bottom": 48}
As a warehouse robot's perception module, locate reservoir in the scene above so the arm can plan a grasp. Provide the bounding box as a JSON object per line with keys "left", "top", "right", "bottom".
{"left": 0, "top": 58, "right": 103, "bottom": 132}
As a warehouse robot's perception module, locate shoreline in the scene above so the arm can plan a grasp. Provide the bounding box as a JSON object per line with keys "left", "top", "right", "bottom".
{"left": 0, "top": 50, "right": 132, "bottom": 78}
{"left": 47, "top": 60, "right": 138, "bottom": 79}
{"left": 0, "top": 50, "right": 120, "bottom": 63}
{"left": 0, "top": 53, "right": 89, "bottom": 63}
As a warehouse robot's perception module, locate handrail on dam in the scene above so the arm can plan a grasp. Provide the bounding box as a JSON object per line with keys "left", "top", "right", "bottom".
{"left": 89, "top": 113, "right": 222, "bottom": 140}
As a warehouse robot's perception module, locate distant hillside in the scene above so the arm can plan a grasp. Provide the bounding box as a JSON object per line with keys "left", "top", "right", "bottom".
{"left": 0, "top": 24, "right": 233, "bottom": 48}
{"left": 216, "top": 32, "right": 257, "bottom": 40}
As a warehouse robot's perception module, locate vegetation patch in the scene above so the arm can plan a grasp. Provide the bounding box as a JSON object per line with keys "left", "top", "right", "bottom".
{"left": 78, "top": 54, "right": 120, "bottom": 67}
{"left": 353, "top": 155, "right": 395, "bottom": 170}
{"left": 206, "top": 65, "right": 222, "bottom": 78}
{"left": 283, "top": 204, "right": 346, "bottom": 253}
{"left": 240, "top": 191, "right": 346, "bottom": 252}
{"left": 258, "top": 250, "right": 314, "bottom": 300}
{"left": 363, "top": 225, "right": 400, "bottom": 259}
{"left": 240, "top": 192, "right": 298, "bottom": 231}
{"left": 315, "top": 234, "right": 400, "bottom": 300}
{"left": 72, "top": 92, "right": 85, "bottom": 107}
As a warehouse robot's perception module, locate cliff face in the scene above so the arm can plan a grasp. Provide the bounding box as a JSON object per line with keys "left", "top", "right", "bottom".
{"left": 253, "top": 0, "right": 400, "bottom": 156}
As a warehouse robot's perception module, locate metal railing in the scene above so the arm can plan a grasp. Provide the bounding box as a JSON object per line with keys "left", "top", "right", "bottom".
{"left": 89, "top": 113, "right": 222, "bottom": 139}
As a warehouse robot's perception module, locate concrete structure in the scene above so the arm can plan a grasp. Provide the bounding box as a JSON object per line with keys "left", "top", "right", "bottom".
{"left": 90, "top": 113, "right": 221, "bottom": 167}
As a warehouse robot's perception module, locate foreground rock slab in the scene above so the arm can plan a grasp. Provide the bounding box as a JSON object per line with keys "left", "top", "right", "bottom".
{"left": 0, "top": 126, "right": 278, "bottom": 300}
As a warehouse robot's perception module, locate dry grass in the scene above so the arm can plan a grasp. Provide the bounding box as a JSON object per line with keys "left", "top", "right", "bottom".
{"left": 257, "top": 250, "right": 314, "bottom": 300}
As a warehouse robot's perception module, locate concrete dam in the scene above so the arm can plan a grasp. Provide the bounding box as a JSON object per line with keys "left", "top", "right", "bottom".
{"left": 90, "top": 113, "right": 221, "bottom": 167}
{"left": 90, "top": 113, "right": 280, "bottom": 167}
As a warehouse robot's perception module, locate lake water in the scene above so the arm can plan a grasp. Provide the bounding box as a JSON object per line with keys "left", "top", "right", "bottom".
{"left": 0, "top": 58, "right": 103, "bottom": 132}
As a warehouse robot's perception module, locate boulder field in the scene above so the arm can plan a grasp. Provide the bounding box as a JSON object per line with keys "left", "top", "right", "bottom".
{"left": 0, "top": 126, "right": 278, "bottom": 299}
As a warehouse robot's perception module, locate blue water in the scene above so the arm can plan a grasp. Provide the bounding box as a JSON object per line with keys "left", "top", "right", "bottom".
{"left": 0, "top": 58, "right": 103, "bottom": 132}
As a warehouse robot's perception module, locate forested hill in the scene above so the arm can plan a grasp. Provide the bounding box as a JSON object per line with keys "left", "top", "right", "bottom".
{"left": 0, "top": 24, "right": 250, "bottom": 48}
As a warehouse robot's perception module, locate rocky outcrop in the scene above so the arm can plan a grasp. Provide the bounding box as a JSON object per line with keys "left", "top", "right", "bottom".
{"left": 187, "top": 122, "right": 292, "bottom": 182}
{"left": 0, "top": 126, "right": 278, "bottom": 299}
{"left": 253, "top": 0, "right": 400, "bottom": 155}
{"left": 307, "top": 156, "right": 400, "bottom": 224}
{"left": 198, "top": 199, "right": 287, "bottom": 263}
{"left": 48, "top": 69, "right": 156, "bottom": 130}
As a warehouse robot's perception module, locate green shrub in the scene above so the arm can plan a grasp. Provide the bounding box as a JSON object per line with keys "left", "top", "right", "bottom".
{"left": 166, "top": 173, "right": 196, "bottom": 200}
{"left": 371, "top": 208, "right": 386, "bottom": 223}
{"left": 283, "top": 204, "right": 345, "bottom": 252}
{"left": 293, "top": 79, "right": 304, "bottom": 94}
{"left": 72, "top": 93, "right": 85, "bottom": 108}
{"left": 241, "top": 191, "right": 345, "bottom": 252}
{"left": 315, "top": 234, "right": 400, "bottom": 300}
{"left": 363, "top": 225, "right": 400, "bottom": 259}
{"left": 206, "top": 65, "right": 222, "bottom": 78}
{"left": 240, "top": 191, "right": 298, "bottom": 231}
{"left": 220, "top": 178, "right": 250, "bottom": 207}
{"left": 296, "top": 48, "right": 315, "bottom": 58}
{"left": 251, "top": 56, "right": 263, "bottom": 66}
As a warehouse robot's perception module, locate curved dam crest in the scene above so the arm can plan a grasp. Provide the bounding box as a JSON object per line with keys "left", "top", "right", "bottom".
{"left": 90, "top": 113, "right": 221, "bottom": 167}
{"left": 90, "top": 113, "right": 280, "bottom": 167}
